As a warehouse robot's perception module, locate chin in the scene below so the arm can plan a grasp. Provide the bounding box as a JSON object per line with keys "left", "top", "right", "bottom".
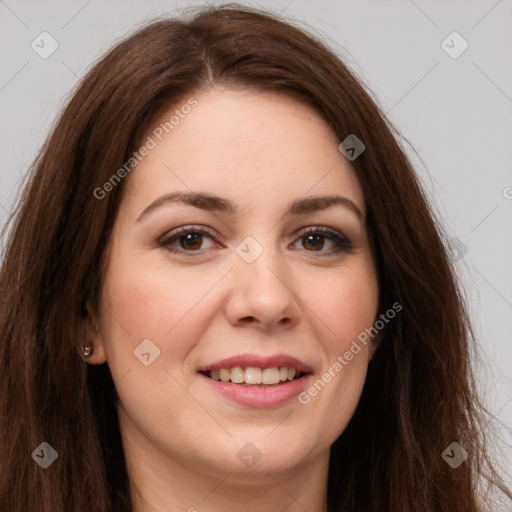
{"left": 205, "top": 429, "right": 320, "bottom": 475}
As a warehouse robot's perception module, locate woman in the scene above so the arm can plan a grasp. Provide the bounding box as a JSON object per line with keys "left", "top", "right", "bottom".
{"left": 0, "top": 3, "right": 510, "bottom": 511}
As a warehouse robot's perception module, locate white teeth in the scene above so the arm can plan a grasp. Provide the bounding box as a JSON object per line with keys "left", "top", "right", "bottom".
{"left": 262, "top": 367, "right": 280, "bottom": 385}
{"left": 206, "top": 366, "right": 303, "bottom": 385}
{"left": 244, "top": 367, "right": 262, "bottom": 384}
{"left": 230, "top": 366, "right": 244, "bottom": 384}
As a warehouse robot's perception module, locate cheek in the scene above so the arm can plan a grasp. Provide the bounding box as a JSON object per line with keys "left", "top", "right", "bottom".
{"left": 306, "top": 259, "right": 379, "bottom": 355}
{"left": 301, "top": 257, "right": 378, "bottom": 391}
{"left": 101, "top": 249, "right": 220, "bottom": 343}
{"left": 98, "top": 245, "right": 229, "bottom": 397}
{"left": 97, "top": 251, "right": 219, "bottom": 441}
{"left": 288, "top": 258, "right": 378, "bottom": 454}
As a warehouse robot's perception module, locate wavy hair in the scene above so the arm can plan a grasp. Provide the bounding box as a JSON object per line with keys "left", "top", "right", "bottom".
{"left": 1, "top": 3, "right": 510, "bottom": 511}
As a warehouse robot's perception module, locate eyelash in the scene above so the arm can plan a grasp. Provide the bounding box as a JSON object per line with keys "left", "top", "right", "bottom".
{"left": 158, "top": 225, "right": 353, "bottom": 256}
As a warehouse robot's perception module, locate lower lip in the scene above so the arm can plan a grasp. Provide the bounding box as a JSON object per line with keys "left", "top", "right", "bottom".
{"left": 199, "top": 372, "right": 311, "bottom": 408}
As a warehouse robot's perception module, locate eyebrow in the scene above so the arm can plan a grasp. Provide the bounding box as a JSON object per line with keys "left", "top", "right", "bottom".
{"left": 136, "top": 191, "right": 363, "bottom": 222}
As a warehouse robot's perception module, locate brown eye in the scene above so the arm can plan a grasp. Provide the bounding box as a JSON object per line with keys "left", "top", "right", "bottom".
{"left": 302, "top": 233, "right": 327, "bottom": 251}
{"left": 179, "top": 232, "right": 204, "bottom": 250}
{"left": 293, "top": 227, "right": 353, "bottom": 254}
{"left": 159, "top": 226, "right": 218, "bottom": 254}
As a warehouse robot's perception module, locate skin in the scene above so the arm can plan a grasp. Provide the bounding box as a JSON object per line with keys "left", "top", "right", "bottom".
{"left": 87, "top": 87, "right": 380, "bottom": 512}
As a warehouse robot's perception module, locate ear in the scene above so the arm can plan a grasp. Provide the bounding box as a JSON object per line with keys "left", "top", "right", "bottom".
{"left": 80, "top": 302, "right": 108, "bottom": 365}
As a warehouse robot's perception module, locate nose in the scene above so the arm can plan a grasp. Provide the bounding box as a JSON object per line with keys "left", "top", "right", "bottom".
{"left": 225, "top": 245, "right": 300, "bottom": 331}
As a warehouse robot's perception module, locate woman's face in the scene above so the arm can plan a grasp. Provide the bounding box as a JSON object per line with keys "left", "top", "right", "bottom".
{"left": 92, "top": 87, "right": 379, "bottom": 478}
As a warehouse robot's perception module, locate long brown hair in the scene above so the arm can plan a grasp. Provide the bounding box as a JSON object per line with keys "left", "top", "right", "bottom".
{"left": 1, "top": 3, "right": 510, "bottom": 511}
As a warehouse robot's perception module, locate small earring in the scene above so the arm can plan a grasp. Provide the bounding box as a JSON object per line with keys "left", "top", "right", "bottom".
{"left": 80, "top": 343, "right": 93, "bottom": 358}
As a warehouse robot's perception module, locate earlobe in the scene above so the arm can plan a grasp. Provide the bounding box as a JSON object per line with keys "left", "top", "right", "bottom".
{"left": 80, "top": 342, "right": 93, "bottom": 358}
{"left": 80, "top": 304, "right": 108, "bottom": 365}
{"left": 78, "top": 334, "right": 107, "bottom": 365}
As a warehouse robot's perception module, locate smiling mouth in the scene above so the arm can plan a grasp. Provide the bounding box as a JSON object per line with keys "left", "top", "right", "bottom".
{"left": 200, "top": 366, "right": 308, "bottom": 388}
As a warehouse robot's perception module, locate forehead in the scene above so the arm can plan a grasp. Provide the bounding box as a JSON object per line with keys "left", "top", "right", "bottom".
{"left": 122, "top": 87, "right": 365, "bottom": 217}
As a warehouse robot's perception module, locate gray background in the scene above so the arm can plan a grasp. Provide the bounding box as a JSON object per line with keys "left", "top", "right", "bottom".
{"left": 1, "top": 0, "right": 511, "bottom": 478}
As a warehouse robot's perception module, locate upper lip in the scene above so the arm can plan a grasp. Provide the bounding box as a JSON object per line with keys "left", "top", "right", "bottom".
{"left": 198, "top": 354, "right": 313, "bottom": 373}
